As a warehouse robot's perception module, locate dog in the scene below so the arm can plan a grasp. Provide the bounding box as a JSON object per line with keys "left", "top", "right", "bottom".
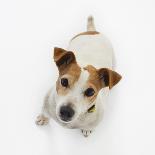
{"left": 36, "top": 16, "right": 122, "bottom": 137}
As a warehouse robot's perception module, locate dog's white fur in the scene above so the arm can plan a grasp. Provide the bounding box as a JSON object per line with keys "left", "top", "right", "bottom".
{"left": 68, "top": 33, "right": 113, "bottom": 69}
{"left": 36, "top": 16, "right": 116, "bottom": 137}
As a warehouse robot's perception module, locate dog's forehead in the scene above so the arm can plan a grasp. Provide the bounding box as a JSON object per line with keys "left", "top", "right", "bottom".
{"left": 73, "top": 65, "right": 98, "bottom": 88}
{"left": 74, "top": 68, "right": 89, "bottom": 87}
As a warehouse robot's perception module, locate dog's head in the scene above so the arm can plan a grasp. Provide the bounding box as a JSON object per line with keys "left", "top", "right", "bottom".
{"left": 53, "top": 47, "right": 121, "bottom": 123}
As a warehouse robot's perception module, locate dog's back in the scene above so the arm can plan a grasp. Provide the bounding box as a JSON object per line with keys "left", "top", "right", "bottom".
{"left": 68, "top": 16, "right": 114, "bottom": 69}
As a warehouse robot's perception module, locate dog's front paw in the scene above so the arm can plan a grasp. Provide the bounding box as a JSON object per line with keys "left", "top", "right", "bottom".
{"left": 35, "top": 115, "right": 49, "bottom": 125}
{"left": 81, "top": 129, "right": 92, "bottom": 137}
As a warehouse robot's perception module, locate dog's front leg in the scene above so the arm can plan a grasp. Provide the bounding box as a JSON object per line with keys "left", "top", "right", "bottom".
{"left": 35, "top": 114, "right": 49, "bottom": 125}
{"left": 35, "top": 93, "right": 50, "bottom": 126}
{"left": 81, "top": 129, "right": 93, "bottom": 137}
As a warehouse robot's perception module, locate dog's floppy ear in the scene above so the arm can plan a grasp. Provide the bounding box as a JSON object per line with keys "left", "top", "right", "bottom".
{"left": 98, "top": 68, "right": 122, "bottom": 89}
{"left": 53, "top": 47, "right": 76, "bottom": 71}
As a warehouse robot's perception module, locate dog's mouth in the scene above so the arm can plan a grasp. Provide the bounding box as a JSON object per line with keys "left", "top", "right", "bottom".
{"left": 56, "top": 103, "right": 96, "bottom": 124}
{"left": 57, "top": 114, "right": 74, "bottom": 124}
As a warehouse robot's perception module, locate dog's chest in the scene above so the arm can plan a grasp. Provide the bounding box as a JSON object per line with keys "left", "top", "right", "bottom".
{"left": 68, "top": 34, "right": 114, "bottom": 69}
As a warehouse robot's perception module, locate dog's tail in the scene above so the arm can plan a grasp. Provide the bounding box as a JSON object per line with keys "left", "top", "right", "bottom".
{"left": 87, "top": 15, "right": 96, "bottom": 31}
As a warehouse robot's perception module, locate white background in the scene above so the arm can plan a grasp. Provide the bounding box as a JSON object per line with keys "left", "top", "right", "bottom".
{"left": 0, "top": 0, "right": 155, "bottom": 155}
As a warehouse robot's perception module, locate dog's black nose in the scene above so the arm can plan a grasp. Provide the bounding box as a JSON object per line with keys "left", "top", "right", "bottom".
{"left": 60, "top": 105, "right": 75, "bottom": 122}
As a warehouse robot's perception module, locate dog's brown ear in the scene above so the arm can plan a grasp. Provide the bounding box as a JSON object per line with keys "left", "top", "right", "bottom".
{"left": 53, "top": 47, "right": 76, "bottom": 71}
{"left": 98, "top": 68, "right": 122, "bottom": 89}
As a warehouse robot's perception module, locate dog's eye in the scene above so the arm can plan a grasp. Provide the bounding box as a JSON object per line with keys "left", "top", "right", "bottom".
{"left": 61, "top": 78, "right": 68, "bottom": 87}
{"left": 84, "top": 88, "right": 95, "bottom": 97}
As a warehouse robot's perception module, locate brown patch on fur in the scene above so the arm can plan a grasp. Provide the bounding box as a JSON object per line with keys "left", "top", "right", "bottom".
{"left": 84, "top": 65, "right": 122, "bottom": 102}
{"left": 98, "top": 68, "right": 122, "bottom": 89}
{"left": 56, "top": 63, "right": 81, "bottom": 95}
{"left": 71, "top": 31, "right": 100, "bottom": 41}
{"left": 54, "top": 47, "right": 81, "bottom": 95}
{"left": 54, "top": 47, "right": 77, "bottom": 74}
{"left": 84, "top": 65, "right": 104, "bottom": 103}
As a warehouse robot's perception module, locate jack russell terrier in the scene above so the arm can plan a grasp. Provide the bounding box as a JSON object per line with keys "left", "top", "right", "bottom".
{"left": 36, "top": 16, "right": 122, "bottom": 137}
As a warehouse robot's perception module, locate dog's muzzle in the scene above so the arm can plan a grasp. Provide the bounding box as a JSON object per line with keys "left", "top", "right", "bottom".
{"left": 59, "top": 105, "right": 75, "bottom": 122}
